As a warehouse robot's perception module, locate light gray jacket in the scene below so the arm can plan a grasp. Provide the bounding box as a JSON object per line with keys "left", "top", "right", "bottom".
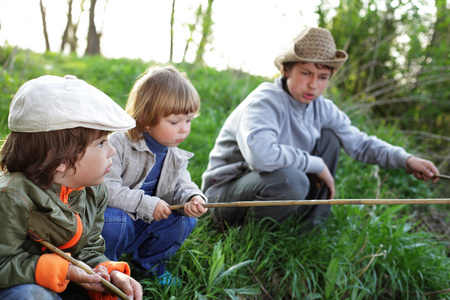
{"left": 202, "top": 77, "right": 411, "bottom": 200}
{"left": 105, "top": 132, "right": 205, "bottom": 223}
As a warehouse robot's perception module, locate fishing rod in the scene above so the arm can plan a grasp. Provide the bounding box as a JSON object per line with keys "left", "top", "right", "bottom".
{"left": 169, "top": 198, "right": 450, "bottom": 210}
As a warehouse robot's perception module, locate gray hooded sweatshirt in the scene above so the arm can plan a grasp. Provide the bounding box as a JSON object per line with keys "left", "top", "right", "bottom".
{"left": 202, "top": 77, "right": 410, "bottom": 200}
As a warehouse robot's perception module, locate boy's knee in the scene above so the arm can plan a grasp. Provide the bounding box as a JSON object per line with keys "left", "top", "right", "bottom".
{"left": 103, "top": 207, "right": 128, "bottom": 223}
{"left": 320, "top": 129, "right": 341, "bottom": 155}
{"left": 101, "top": 208, "right": 132, "bottom": 261}
{"left": 183, "top": 215, "right": 197, "bottom": 232}
{"left": 161, "top": 213, "right": 197, "bottom": 242}
{"left": 0, "top": 284, "right": 59, "bottom": 300}
{"left": 178, "top": 216, "right": 197, "bottom": 242}
{"left": 102, "top": 208, "right": 130, "bottom": 238}
{"left": 260, "top": 168, "right": 310, "bottom": 200}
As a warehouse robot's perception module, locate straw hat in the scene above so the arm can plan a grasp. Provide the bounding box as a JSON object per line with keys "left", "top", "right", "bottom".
{"left": 274, "top": 27, "right": 348, "bottom": 73}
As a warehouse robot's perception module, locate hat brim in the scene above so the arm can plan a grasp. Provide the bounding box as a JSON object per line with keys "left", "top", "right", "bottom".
{"left": 274, "top": 49, "right": 348, "bottom": 73}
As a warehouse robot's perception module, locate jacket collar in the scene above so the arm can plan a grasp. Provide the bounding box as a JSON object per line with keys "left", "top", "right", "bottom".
{"left": 52, "top": 184, "right": 84, "bottom": 204}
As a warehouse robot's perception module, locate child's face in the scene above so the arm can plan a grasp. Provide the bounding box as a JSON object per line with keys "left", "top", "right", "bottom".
{"left": 145, "top": 113, "right": 194, "bottom": 147}
{"left": 285, "top": 62, "right": 331, "bottom": 104}
{"left": 55, "top": 134, "right": 116, "bottom": 189}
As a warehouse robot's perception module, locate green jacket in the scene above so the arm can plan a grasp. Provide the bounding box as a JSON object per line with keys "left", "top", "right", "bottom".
{"left": 0, "top": 172, "right": 127, "bottom": 295}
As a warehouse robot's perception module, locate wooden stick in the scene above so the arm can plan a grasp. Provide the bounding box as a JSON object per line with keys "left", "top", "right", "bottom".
{"left": 169, "top": 198, "right": 450, "bottom": 211}
{"left": 37, "top": 240, "right": 132, "bottom": 300}
{"left": 435, "top": 174, "right": 450, "bottom": 180}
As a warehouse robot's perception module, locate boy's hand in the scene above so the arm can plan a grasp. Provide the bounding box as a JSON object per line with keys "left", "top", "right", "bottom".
{"left": 110, "top": 270, "right": 143, "bottom": 300}
{"left": 316, "top": 164, "right": 335, "bottom": 199}
{"left": 152, "top": 200, "right": 172, "bottom": 221}
{"left": 184, "top": 196, "right": 208, "bottom": 217}
{"left": 406, "top": 156, "right": 440, "bottom": 183}
{"left": 67, "top": 263, "right": 108, "bottom": 292}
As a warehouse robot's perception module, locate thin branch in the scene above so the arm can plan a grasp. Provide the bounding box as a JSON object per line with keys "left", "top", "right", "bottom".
{"left": 402, "top": 130, "right": 450, "bottom": 142}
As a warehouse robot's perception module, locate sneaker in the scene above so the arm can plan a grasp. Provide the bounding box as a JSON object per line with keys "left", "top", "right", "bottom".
{"left": 158, "top": 270, "right": 182, "bottom": 287}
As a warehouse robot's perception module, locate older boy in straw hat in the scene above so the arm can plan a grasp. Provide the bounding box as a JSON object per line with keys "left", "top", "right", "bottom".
{"left": 201, "top": 27, "right": 440, "bottom": 229}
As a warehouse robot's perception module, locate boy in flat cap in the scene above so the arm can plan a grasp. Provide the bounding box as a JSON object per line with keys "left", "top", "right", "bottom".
{"left": 201, "top": 27, "right": 440, "bottom": 228}
{"left": 0, "top": 75, "right": 143, "bottom": 300}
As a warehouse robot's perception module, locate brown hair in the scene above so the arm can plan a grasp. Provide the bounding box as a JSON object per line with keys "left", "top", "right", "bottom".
{"left": 282, "top": 62, "right": 335, "bottom": 78}
{"left": 126, "top": 65, "right": 200, "bottom": 141}
{"left": 0, "top": 128, "right": 108, "bottom": 189}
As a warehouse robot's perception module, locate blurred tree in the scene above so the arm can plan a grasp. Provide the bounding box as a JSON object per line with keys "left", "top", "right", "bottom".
{"left": 409, "top": 0, "right": 450, "bottom": 174}
{"left": 316, "top": 0, "right": 449, "bottom": 174}
{"left": 85, "top": 0, "right": 100, "bottom": 55}
{"left": 426, "top": 0, "right": 449, "bottom": 61}
{"left": 422, "top": 0, "right": 449, "bottom": 95}
{"left": 318, "top": 0, "right": 401, "bottom": 101}
{"left": 194, "top": 0, "right": 214, "bottom": 65}
{"left": 169, "top": 0, "right": 176, "bottom": 62}
{"left": 61, "top": 0, "right": 74, "bottom": 53}
{"left": 61, "top": 0, "right": 85, "bottom": 54}
{"left": 182, "top": 4, "right": 202, "bottom": 62}
{"left": 39, "top": 0, "right": 51, "bottom": 52}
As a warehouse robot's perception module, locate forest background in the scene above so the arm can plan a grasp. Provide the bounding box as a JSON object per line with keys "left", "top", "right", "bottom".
{"left": 1, "top": 0, "right": 449, "bottom": 299}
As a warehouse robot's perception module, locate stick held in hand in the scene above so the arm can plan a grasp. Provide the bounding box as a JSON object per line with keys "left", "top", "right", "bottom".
{"left": 169, "top": 198, "right": 450, "bottom": 211}
{"left": 28, "top": 231, "right": 132, "bottom": 300}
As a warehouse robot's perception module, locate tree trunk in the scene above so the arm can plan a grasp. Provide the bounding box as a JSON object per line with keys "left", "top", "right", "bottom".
{"left": 169, "top": 0, "right": 176, "bottom": 62}
{"left": 85, "top": 0, "right": 100, "bottom": 55}
{"left": 69, "top": 0, "right": 86, "bottom": 53}
{"left": 194, "top": 0, "right": 214, "bottom": 65}
{"left": 182, "top": 4, "right": 202, "bottom": 62}
{"left": 39, "top": 0, "right": 51, "bottom": 52}
{"left": 427, "top": 0, "right": 449, "bottom": 51}
{"left": 61, "top": 0, "right": 74, "bottom": 53}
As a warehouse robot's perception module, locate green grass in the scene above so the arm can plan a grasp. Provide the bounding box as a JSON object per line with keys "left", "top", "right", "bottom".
{"left": 135, "top": 207, "right": 449, "bottom": 299}
{"left": 1, "top": 46, "right": 449, "bottom": 299}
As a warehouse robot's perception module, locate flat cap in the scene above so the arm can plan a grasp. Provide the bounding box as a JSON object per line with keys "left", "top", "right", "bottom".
{"left": 9, "top": 75, "right": 135, "bottom": 132}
